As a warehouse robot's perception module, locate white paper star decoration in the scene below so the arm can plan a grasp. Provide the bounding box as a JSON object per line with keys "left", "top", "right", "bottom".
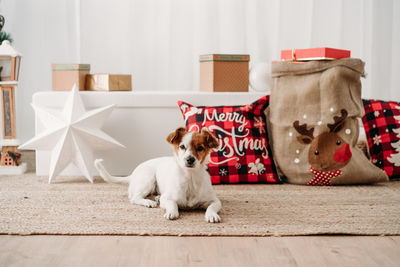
{"left": 19, "top": 85, "right": 125, "bottom": 183}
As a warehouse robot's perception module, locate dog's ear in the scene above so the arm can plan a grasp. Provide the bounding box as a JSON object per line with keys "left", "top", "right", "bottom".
{"left": 201, "top": 128, "right": 219, "bottom": 149}
{"left": 167, "top": 127, "right": 187, "bottom": 144}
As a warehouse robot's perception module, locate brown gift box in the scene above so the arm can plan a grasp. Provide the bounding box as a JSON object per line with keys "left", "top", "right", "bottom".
{"left": 52, "top": 64, "right": 90, "bottom": 91}
{"left": 86, "top": 74, "right": 132, "bottom": 91}
{"left": 200, "top": 54, "right": 249, "bottom": 92}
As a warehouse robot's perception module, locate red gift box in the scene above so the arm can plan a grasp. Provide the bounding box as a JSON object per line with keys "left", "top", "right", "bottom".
{"left": 281, "top": 47, "right": 351, "bottom": 61}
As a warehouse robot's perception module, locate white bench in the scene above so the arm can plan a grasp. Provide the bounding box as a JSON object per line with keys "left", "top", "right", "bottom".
{"left": 33, "top": 91, "right": 266, "bottom": 176}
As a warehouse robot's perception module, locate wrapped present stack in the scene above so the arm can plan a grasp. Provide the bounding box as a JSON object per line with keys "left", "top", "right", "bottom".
{"left": 52, "top": 64, "right": 132, "bottom": 91}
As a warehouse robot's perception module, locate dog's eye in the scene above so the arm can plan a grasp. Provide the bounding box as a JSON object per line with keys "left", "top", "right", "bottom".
{"left": 196, "top": 146, "right": 204, "bottom": 152}
{"left": 314, "top": 150, "right": 319, "bottom": 156}
{"left": 336, "top": 140, "right": 341, "bottom": 146}
{"left": 179, "top": 144, "right": 186, "bottom": 150}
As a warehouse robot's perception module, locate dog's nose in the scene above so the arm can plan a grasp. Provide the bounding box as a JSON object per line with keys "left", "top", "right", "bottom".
{"left": 186, "top": 156, "right": 195, "bottom": 165}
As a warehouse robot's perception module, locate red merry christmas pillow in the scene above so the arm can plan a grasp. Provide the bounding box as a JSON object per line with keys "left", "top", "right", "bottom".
{"left": 362, "top": 99, "right": 400, "bottom": 180}
{"left": 177, "top": 95, "right": 280, "bottom": 184}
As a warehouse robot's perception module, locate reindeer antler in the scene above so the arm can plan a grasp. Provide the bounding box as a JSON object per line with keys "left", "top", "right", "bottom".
{"left": 327, "top": 109, "right": 348, "bottom": 133}
{"left": 293, "top": 121, "right": 314, "bottom": 139}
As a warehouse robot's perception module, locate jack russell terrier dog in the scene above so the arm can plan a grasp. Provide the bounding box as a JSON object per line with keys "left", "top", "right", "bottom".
{"left": 94, "top": 127, "right": 222, "bottom": 223}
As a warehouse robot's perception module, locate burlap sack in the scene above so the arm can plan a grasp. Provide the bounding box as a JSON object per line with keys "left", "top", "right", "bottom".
{"left": 269, "top": 58, "right": 388, "bottom": 185}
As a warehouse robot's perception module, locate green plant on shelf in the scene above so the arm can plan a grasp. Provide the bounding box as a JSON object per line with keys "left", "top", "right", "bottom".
{"left": 0, "top": 14, "right": 13, "bottom": 44}
{"left": 0, "top": 31, "right": 12, "bottom": 44}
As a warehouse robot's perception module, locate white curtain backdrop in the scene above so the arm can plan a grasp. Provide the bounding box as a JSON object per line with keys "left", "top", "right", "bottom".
{"left": 1, "top": 0, "right": 399, "bottom": 142}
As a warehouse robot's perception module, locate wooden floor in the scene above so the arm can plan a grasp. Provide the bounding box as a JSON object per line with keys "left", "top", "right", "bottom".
{"left": 0, "top": 235, "right": 399, "bottom": 267}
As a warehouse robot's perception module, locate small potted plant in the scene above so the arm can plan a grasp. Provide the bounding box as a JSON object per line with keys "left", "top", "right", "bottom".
{"left": 0, "top": 15, "right": 12, "bottom": 44}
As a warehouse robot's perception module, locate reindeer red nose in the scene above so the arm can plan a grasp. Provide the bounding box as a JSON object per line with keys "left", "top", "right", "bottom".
{"left": 333, "top": 143, "right": 352, "bottom": 163}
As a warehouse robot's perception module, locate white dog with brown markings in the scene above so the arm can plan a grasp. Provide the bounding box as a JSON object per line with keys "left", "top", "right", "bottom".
{"left": 94, "top": 127, "right": 222, "bottom": 223}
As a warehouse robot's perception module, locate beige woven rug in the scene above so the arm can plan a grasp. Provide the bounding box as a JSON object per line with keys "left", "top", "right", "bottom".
{"left": 1, "top": 173, "right": 399, "bottom": 236}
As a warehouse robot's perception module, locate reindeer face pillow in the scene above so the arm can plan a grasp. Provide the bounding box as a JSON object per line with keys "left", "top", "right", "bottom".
{"left": 269, "top": 59, "right": 388, "bottom": 185}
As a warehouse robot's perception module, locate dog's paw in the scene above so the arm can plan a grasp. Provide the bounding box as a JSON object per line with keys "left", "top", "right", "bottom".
{"left": 205, "top": 212, "right": 221, "bottom": 223}
{"left": 130, "top": 198, "right": 158, "bottom": 208}
{"left": 143, "top": 199, "right": 158, "bottom": 208}
{"left": 164, "top": 210, "right": 179, "bottom": 220}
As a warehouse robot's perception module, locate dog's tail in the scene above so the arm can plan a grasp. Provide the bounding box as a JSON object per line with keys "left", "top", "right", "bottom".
{"left": 94, "top": 159, "right": 130, "bottom": 184}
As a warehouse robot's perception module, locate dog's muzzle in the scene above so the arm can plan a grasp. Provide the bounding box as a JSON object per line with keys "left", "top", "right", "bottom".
{"left": 185, "top": 156, "right": 196, "bottom": 168}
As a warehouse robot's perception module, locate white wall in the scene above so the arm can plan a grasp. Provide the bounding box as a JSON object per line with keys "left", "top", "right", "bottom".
{"left": 1, "top": 0, "right": 399, "bottom": 142}
{"left": 1, "top": 0, "right": 80, "bottom": 143}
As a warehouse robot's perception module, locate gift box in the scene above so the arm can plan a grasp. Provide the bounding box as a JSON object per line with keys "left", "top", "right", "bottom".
{"left": 52, "top": 64, "right": 90, "bottom": 91}
{"left": 200, "top": 54, "right": 250, "bottom": 92}
{"left": 85, "top": 74, "right": 132, "bottom": 91}
{"left": 281, "top": 47, "right": 350, "bottom": 61}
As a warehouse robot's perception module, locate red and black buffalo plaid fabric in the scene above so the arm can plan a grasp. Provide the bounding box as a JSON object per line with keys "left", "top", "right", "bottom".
{"left": 177, "top": 95, "right": 280, "bottom": 184}
{"left": 362, "top": 99, "right": 400, "bottom": 180}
